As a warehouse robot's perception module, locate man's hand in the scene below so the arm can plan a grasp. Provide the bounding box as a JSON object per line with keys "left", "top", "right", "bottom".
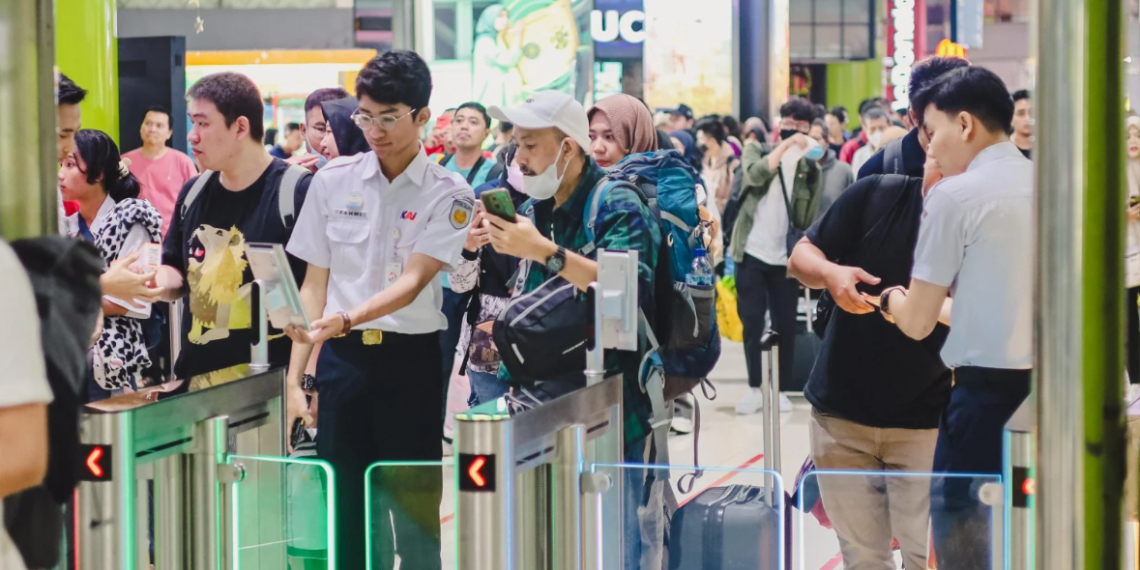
{"left": 464, "top": 210, "right": 490, "bottom": 252}
{"left": 923, "top": 154, "right": 944, "bottom": 195}
{"left": 101, "top": 252, "right": 163, "bottom": 307}
{"left": 787, "top": 133, "right": 811, "bottom": 150}
{"left": 486, "top": 214, "right": 556, "bottom": 262}
{"left": 823, "top": 264, "right": 881, "bottom": 315}
{"left": 284, "top": 315, "right": 344, "bottom": 346}
{"left": 286, "top": 153, "right": 321, "bottom": 173}
{"left": 861, "top": 293, "right": 896, "bottom": 323}
{"left": 284, "top": 381, "right": 313, "bottom": 453}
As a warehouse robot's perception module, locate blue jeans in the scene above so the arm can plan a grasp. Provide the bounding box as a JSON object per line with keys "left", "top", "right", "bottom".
{"left": 931, "top": 367, "right": 1030, "bottom": 570}
{"left": 439, "top": 288, "right": 467, "bottom": 422}
{"left": 624, "top": 437, "right": 662, "bottom": 570}
{"left": 467, "top": 368, "right": 509, "bottom": 407}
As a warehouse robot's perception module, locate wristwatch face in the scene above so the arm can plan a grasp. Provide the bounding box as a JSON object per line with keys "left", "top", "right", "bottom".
{"left": 546, "top": 254, "right": 565, "bottom": 274}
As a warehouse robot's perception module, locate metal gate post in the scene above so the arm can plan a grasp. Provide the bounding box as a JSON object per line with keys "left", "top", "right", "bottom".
{"left": 77, "top": 411, "right": 137, "bottom": 569}
{"left": 193, "top": 416, "right": 229, "bottom": 570}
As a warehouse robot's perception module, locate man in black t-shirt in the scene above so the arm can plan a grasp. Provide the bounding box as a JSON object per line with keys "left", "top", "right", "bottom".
{"left": 157, "top": 73, "right": 312, "bottom": 380}
{"left": 787, "top": 168, "right": 950, "bottom": 570}
{"left": 858, "top": 56, "right": 971, "bottom": 179}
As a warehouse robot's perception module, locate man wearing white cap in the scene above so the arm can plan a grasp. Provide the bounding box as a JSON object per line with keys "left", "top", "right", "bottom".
{"left": 483, "top": 90, "right": 664, "bottom": 569}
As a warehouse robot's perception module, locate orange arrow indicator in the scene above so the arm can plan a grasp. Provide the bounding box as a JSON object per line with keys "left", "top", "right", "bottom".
{"left": 468, "top": 456, "right": 487, "bottom": 487}
{"left": 86, "top": 447, "right": 104, "bottom": 478}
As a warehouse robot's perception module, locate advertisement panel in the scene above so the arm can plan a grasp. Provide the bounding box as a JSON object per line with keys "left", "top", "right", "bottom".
{"left": 886, "top": 0, "right": 927, "bottom": 111}
{"left": 642, "top": 0, "right": 733, "bottom": 116}
{"left": 471, "top": 0, "right": 593, "bottom": 108}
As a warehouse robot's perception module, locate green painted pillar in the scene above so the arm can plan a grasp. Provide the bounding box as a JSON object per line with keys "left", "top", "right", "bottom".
{"left": 825, "top": 60, "right": 882, "bottom": 115}
{"left": 55, "top": 0, "right": 118, "bottom": 142}
{"left": 1037, "top": 0, "right": 1127, "bottom": 566}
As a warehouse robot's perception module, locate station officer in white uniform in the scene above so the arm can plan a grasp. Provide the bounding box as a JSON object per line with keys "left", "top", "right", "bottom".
{"left": 284, "top": 51, "right": 474, "bottom": 570}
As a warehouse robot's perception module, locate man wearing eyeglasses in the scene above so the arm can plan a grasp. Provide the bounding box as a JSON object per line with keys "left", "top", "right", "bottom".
{"left": 283, "top": 50, "right": 474, "bottom": 570}
{"left": 294, "top": 87, "right": 349, "bottom": 172}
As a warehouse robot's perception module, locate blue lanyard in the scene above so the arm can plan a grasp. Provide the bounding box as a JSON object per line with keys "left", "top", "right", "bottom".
{"left": 77, "top": 216, "right": 95, "bottom": 243}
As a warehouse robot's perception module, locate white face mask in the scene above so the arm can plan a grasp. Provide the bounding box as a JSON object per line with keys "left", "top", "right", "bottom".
{"left": 522, "top": 142, "right": 568, "bottom": 200}
{"left": 869, "top": 131, "right": 883, "bottom": 150}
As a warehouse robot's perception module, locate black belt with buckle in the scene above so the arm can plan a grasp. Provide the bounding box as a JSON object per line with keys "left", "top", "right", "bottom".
{"left": 341, "top": 329, "right": 429, "bottom": 346}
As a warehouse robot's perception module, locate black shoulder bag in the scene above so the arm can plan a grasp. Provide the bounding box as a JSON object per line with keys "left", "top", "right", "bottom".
{"left": 776, "top": 165, "right": 805, "bottom": 257}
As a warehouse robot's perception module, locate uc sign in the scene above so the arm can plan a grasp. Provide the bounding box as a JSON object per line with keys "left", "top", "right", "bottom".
{"left": 591, "top": 10, "right": 646, "bottom": 44}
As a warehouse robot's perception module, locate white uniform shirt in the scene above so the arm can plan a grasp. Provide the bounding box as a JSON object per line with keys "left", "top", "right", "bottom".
{"left": 745, "top": 141, "right": 812, "bottom": 266}
{"left": 0, "top": 240, "right": 51, "bottom": 570}
{"left": 288, "top": 147, "right": 475, "bottom": 334}
{"left": 912, "top": 141, "right": 1033, "bottom": 370}
{"left": 67, "top": 196, "right": 153, "bottom": 319}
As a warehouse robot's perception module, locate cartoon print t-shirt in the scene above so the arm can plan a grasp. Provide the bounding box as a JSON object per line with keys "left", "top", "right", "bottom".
{"left": 163, "top": 158, "right": 311, "bottom": 379}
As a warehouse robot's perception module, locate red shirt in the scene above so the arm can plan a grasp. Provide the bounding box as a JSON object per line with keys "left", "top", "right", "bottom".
{"left": 123, "top": 148, "right": 198, "bottom": 237}
{"left": 839, "top": 131, "right": 868, "bottom": 165}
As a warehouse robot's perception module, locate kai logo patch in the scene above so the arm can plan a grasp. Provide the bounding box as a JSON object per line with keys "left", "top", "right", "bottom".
{"left": 450, "top": 198, "right": 474, "bottom": 229}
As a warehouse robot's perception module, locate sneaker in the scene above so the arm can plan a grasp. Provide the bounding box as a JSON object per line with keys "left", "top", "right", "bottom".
{"left": 736, "top": 388, "right": 764, "bottom": 415}
{"left": 779, "top": 393, "right": 794, "bottom": 413}
{"left": 672, "top": 393, "right": 695, "bottom": 434}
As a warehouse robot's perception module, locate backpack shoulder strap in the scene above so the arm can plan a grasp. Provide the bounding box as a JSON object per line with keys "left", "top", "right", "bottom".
{"left": 181, "top": 170, "right": 215, "bottom": 219}
{"left": 581, "top": 179, "right": 642, "bottom": 256}
{"left": 858, "top": 174, "right": 912, "bottom": 241}
{"left": 882, "top": 137, "right": 905, "bottom": 175}
{"left": 278, "top": 164, "right": 310, "bottom": 228}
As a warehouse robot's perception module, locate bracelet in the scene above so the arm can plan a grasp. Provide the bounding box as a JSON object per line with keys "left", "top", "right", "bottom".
{"left": 336, "top": 311, "right": 352, "bottom": 337}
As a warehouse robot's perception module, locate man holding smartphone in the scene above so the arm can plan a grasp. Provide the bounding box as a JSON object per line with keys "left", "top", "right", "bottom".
{"left": 873, "top": 67, "right": 1031, "bottom": 569}
{"left": 483, "top": 90, "right": 664, "bottom": 569}
{"left": 283, "top": 51, "right": 473, "bottom": 570}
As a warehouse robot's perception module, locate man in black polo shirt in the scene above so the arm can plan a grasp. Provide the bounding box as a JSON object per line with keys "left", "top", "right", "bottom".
{"left": 787, "top": 103, "right": 958, "bottom": 569}
{"left": 858, "top": 56, "right": 971, "bottom": 179}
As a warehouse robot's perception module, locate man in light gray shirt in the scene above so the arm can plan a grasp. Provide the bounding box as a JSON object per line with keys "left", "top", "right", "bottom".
{"left": 871, "top": 66, "right": 1031, "bottom": 570}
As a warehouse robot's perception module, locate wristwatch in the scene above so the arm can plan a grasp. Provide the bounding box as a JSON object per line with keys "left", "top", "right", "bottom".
{"left": 880, "top": 287, "right": 906, "bottom": 316}
{"left": 545, "top": 246, "right": 567, "bottom": 274}
{"left": 335, "top": 311, "right": 352, "bottom": 337}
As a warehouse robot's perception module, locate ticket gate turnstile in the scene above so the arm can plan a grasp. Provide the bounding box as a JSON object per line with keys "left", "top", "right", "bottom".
{"left": 76, "top": 364, "right": 285, "bottom": 570}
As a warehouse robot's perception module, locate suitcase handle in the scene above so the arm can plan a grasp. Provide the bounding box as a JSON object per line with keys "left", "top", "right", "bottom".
{"left": 760, "top": 329, "right": 781, "bottom": 507}
{"left": 734, "top": 486, "right": 764, "bottom": 504}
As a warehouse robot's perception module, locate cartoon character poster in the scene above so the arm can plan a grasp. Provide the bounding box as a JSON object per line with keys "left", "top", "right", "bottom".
{"left": 473, "top": 0, "right": 593, "bottom": 107}
{"left": 186, "top": 224, "right": 252, "bottom": 345}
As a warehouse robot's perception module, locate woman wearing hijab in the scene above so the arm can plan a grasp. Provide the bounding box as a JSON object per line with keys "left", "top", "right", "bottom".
{"left": 669, "top": 129, "right": 703, "bottom": 172}
{"left": 1126, "top": 116, "right": 1140, "bottom": 394}
{"left": 587, "top": 93, "right": 659, "bottom": 166}
{"left": 318, "top": 95, "right": 371, "bottom": 161}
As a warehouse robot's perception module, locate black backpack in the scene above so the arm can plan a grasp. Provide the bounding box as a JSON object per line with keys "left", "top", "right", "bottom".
{"left": 3, "top": 237, "right": 103, "bottom": 567}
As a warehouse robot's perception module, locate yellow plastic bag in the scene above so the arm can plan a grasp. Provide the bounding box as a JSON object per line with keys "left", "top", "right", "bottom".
{"left": 716, "top": 277, "right": 743, "bottom": 342}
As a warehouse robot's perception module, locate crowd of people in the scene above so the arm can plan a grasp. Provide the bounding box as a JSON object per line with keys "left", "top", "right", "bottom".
{"left": 5, "top": 40, "right": 1140, "bottom": 570}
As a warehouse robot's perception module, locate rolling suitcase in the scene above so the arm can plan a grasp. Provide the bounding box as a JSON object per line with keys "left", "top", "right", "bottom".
{"left": 787, "top": 287, "right": 821, "bottom": 392}
{"left": 669, "top": 330, "right": 784, "bottom": 570}
{"left": 669, "top": 485, "right": 781, "bottom": 570}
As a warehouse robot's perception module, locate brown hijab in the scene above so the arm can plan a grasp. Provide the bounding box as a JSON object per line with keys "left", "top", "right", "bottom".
{"left": 588, "top": 94, "right": 659, "bottom": 156}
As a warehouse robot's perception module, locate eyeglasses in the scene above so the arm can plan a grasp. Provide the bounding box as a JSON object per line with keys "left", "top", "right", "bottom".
{"left": 351, "top": 108, "right": 418, "bottom": 132}
{"left": 309, "top": 123, "right": 329, "bottom": 138}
